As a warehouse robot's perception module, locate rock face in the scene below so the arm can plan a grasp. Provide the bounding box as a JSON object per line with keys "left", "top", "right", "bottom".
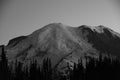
{"left": 1, "top": 23, "right": 120, "bottom": 70}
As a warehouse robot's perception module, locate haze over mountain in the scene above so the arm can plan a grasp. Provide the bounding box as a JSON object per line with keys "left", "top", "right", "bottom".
{"left": 1, "top": 23, "right": 120, "bottom": 70}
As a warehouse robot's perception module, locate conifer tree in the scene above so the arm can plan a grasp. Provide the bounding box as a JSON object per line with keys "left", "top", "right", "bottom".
{"left": 0, "top": 45, "right": 9, "bottom": 80}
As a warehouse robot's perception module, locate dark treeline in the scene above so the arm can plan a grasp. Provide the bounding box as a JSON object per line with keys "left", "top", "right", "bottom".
{"left": 69, "top": 55, "right": 120, "bottom": 80}
{"left": 0, "top": 45, "right": 120, "bottom": 80}
{"left": 0, "top": 45, "right": 62, "bottom": 80}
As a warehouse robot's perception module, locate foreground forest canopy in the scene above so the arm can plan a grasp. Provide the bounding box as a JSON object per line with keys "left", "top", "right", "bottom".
{"left": 0, "top": 45, "right": 120, "bottom": 80}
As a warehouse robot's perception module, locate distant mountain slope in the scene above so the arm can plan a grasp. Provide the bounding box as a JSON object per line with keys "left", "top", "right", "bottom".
{"left": 1, "top": 23, "right": 120, "bottom": 70}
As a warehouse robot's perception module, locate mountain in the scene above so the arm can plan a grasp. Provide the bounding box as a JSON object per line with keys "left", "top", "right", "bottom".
{"left": 1, "top": 23, "right": 120, "bottom": 70}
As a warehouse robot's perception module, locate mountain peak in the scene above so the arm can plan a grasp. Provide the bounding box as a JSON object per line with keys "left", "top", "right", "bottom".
{"left": 43, "top": 23, "right": 70, "bottom": 30}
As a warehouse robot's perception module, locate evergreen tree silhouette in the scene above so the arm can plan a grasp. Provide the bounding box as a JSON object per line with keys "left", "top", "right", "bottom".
{"left": 14, "top": 60, "right": 23, "bottom": 80}
{"left": 0, "top": 45, "right": 9, "bottom": 80}
{"left": 41, "top": 58, "right": 52, "bottom": 80}
{"left": 29, "top": 59, "right": 38, "bottom": 80}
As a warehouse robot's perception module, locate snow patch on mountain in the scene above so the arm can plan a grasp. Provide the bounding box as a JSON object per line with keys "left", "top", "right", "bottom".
{"left": 83, "top": 25, "right": 120, "bottom": 38}
{"left": 105, "top": 27, "right": 120, "bottom": 38}
{"left": 84, "top": 25, "right": 105, "bottom": 33}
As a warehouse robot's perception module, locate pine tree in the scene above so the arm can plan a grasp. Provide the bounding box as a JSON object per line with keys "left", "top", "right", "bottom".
{"left": 0, "top": 45, "right": 9, "bottom": 80}
{"left": 41, "top": 58, "right": 52, "bottom": 80}
{"left": 14, "top": 60, "right": 24, "bottom": 80}
{"left": 29, "top": 60, "right": 38, "bottom": 80}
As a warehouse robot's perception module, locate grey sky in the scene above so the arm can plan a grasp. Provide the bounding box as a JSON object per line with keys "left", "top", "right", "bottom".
{"left": 0, "top": 0, "right": 120, "bottom": 45}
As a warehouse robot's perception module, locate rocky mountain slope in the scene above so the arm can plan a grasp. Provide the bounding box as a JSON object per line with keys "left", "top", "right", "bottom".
{"left": 1, "top": 23, "right": 120, "bottom": 70}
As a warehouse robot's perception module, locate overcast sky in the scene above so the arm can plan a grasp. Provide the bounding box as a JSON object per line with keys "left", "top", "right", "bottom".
{"left": 0, "top": 0, "right": 120, "bottom": 45}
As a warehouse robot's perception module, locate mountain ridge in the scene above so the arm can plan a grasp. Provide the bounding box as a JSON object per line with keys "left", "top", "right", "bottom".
{"left": 1, "top": 23, "right": 120, "bottom": 70}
